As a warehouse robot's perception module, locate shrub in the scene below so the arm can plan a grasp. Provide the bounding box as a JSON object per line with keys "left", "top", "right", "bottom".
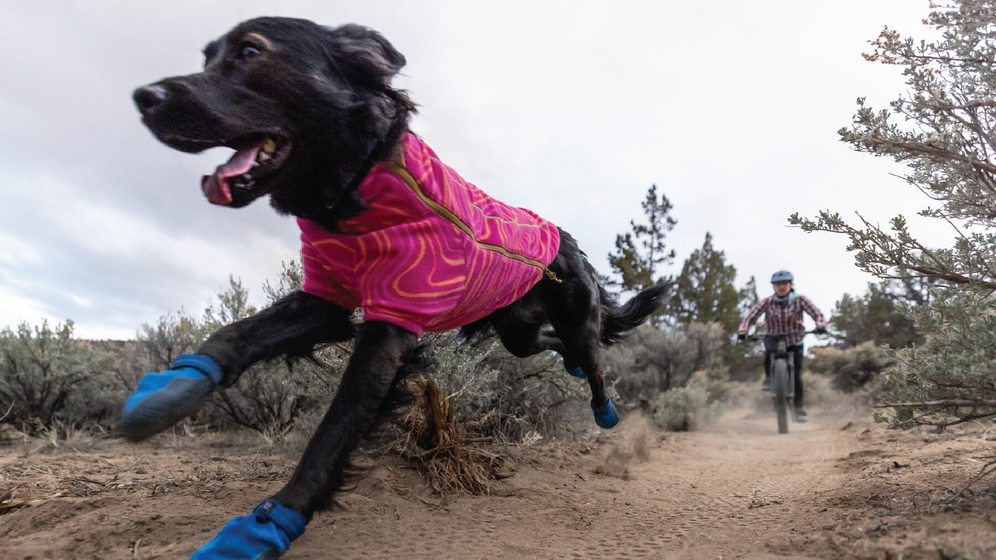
{"left": 808, "top": 341, "right": 894, "bottom": 393}
{"left": 0, "top": 320, "right": 118, "bottom": 434}
{"left": 424, "top": 331, "right": 588, "bottom": 441}
{"left": 604, "top": 322, "right": 726, "bottom": 403}
{"left": 876, "top": 294, "right": 996, "bottom": 428}
{"left": 651, "top": 378, "right": 722, "bottom": 431}
{"left": 134, "top": 311, "right": 207, "bottom": 372}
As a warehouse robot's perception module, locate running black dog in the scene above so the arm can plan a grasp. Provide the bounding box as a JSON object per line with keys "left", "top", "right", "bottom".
{"left": 128, "top": 17, "right": 667, "bottom": 558}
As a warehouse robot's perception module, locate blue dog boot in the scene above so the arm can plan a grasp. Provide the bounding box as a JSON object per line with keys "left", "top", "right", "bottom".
{"left": 191, "top": 499, "right": 306, "bottom": 560}
{"left": 565, "top": 365, "right": 587, "bottom": 379}
{"left": 591, "top": 397, "right": 619, "bottom": 429}
{"left": 121, "top": 354, "right": 223, "bottom": 442}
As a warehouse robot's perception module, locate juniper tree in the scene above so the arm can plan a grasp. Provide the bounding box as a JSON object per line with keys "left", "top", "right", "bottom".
{"left": 608, "top": 184, "right": 677, "bottom": 292}
{"left": 790, "top": 0, "right": 996, "bottom": 427}
{"left": 670, "top": 232, "right": 751, "bottom": 334}
{"left": 830, "top": 278, "right": 929, "bottom": 350}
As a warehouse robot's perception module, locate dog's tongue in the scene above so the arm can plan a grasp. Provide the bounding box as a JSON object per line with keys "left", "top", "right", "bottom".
{"left": 200, "top": 141, "right": 264, "bottom": 205}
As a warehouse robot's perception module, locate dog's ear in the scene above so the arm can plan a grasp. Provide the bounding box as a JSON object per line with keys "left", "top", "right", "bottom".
{"left": 323, "top": 24, "right": 406, "bottom": 88}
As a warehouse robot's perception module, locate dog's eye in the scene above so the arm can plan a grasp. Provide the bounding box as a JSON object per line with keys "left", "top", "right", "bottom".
{"left": 239, "top": 44, "right": 262, "bottom": 60}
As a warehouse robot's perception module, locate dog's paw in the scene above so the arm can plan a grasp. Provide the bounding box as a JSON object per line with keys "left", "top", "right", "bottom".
{"left": 191, "top": 499, "right": 306, "bottom": 560}
{"left": 565, "top": 365, "right": 587, "bottom": 379}
{"left": 120, "top": 354, "right": 222, "bottom": 441}
{"left": 591, "top": 397, "right": 619, "bottom": 429}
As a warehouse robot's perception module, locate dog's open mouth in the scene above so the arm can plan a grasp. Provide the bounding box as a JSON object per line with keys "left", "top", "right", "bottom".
{"left": 200, "top": 135, "right": 291, "bottom": 206}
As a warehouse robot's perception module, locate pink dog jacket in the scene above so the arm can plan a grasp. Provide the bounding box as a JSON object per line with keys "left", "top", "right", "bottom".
{"left": 299, "top": 133, "right": 561, "bottom": 336}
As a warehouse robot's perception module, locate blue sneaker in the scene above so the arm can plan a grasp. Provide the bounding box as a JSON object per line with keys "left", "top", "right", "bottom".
{"left": 191, "top": 499, "right": 306, "bottom": 560}
{"left": 121, "top": 354, "right": 223, "bottom": 441}
{"left": 565, "top": 364, "right": 587, "bottom": 379}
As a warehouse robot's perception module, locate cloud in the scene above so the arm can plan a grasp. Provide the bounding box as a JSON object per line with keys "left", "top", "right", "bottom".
{"left": 0, "top": 1, "right": 947, "bottom": 339}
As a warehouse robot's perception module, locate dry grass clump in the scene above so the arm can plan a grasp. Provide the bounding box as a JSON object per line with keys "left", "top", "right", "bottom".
{"left": 0, "top": 473, "right": 21, "bottom": 514}
{"left": 391, "top": 376, "right": 506, "bottom": 494}
{"left": 0, "top": 469, "right": 51, "bottom": 514}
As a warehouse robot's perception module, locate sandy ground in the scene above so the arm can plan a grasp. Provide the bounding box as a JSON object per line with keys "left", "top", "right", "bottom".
{"left": 2, "top": 409, "right": 995, "bottom": 560}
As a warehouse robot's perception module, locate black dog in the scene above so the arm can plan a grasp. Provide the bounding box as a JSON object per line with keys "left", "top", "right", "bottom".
{"left": 129, "top": 17, "right": 667, "bottom": 558}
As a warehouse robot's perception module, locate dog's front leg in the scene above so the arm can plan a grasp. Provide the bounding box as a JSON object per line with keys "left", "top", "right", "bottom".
{"left": 271, "top": 320, "right": 416, "bottom": 516}
{"left": 191, "top": 321, "right": 417, "bottom": 559}
{"left": 197, "top": 290, "right": 355, "bottom": 386}
{"left": 121, "top": 291, "right": 354, "bottom": 441}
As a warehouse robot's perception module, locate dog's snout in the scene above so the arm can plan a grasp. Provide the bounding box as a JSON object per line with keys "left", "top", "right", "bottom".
{"left": 133, "top": 85, "right": 168, "bottom": 116}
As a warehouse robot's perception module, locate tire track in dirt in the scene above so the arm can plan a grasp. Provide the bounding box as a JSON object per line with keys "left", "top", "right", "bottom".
{"left": 631, "top": 412, "right": 857, "bottom": 558}
{"left": 538, "top": 411, "right": 847, "bottom": 559}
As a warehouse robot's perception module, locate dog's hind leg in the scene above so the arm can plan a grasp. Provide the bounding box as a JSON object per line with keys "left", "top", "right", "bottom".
{"left": 529, "top": 276, "right": 617, "bottom": 427}
{"left": 192, "top": 320, "right": 420, "bottom": 559}
{"left": 498, "top": 321, "right": 564, "bottom": 357}
{"left": 544, "top": 307, "right": 618, "bottom": 428}
{"left": 534, "top": 229, "right": 619, "bottom": 428}
{"left": 496, "top": 321, "right": 590, "bottom": 379}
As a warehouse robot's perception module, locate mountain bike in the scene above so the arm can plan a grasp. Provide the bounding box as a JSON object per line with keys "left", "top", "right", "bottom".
{"left": 744, "top": 331, "right": 818, "bottom": 434}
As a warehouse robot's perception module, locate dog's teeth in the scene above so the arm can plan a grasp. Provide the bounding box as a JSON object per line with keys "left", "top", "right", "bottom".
{"left": 257, "top": 151, "right": 271, "bottom": 162}
{"left": 262, "top": 138, "right": 277, "bottom": 154}
{"left": 251, "top": 161, "right": 260, "bottom": 168}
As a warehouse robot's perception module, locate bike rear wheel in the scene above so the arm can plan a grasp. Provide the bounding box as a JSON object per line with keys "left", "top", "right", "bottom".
{"left": 772, "top": 358, "right": 790, "bottom": 434}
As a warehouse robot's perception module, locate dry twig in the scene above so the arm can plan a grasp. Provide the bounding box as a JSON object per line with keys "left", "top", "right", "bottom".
{"left": 389, "top": 376, "right": 506, "bottom": 494}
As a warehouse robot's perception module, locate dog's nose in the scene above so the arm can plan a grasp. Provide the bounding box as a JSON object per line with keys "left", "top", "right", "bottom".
{"left": 133, "top": 85, "right": 168, "bottom": 116}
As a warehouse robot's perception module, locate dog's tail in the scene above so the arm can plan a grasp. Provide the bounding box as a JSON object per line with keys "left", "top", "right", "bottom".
{"left": 598, "top": 273, "right": 671, "bottom": 345}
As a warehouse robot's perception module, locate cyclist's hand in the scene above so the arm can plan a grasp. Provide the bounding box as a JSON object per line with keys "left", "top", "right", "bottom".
{"left": 737, "top": 332, "right": 747, "bottom": 342}
{"left": 813, "top": 326, "right": 828, "bottom": 335}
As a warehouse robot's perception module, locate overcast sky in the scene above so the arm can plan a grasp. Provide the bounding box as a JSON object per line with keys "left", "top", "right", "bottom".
{"left": 1, "top": 1, "right": 951, "bottom": 340}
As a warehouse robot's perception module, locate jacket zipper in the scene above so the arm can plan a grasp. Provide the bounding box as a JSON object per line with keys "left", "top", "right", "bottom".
{"left": 386, "top": 161, "right": 561, "bottom": 283}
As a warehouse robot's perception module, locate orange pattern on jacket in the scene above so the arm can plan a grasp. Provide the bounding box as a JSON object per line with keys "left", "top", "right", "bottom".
{"left": 299, "top": 133, "right": 561, "bottom": 336}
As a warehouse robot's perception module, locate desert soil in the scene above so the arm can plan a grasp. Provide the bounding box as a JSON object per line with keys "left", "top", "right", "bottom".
{"left": 2, "top": 409, "right": 994, "bottom": 560}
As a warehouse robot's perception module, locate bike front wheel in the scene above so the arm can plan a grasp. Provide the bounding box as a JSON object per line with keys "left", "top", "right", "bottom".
{"left": 772, "top": 358, "right": 790, "bottom": 434}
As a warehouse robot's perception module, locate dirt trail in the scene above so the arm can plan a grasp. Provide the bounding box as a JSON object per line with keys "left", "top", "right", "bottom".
{"left": 2, "top": 410, "right": 994, "bottom": 559}
{"left": 302, "top": 412, "right": 859, "bottom": 560}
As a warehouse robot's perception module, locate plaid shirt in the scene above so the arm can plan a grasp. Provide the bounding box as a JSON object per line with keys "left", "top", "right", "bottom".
{"left": 738, "top": 293, "right": 827, "bottom": 347}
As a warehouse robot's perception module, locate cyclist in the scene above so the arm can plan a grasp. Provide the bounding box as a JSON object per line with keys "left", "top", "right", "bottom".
{"left": 737, "top": 270, "right": 827, "bottom": 421}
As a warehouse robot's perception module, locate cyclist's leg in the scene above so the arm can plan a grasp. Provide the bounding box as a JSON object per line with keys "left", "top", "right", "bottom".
{"left": 792, "top": 343, "right": 805, "bottom": 412}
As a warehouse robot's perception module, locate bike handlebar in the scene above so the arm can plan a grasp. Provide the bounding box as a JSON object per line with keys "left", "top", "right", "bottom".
{"left": 742, "top": 330, "right": 823, "bottom": 341}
